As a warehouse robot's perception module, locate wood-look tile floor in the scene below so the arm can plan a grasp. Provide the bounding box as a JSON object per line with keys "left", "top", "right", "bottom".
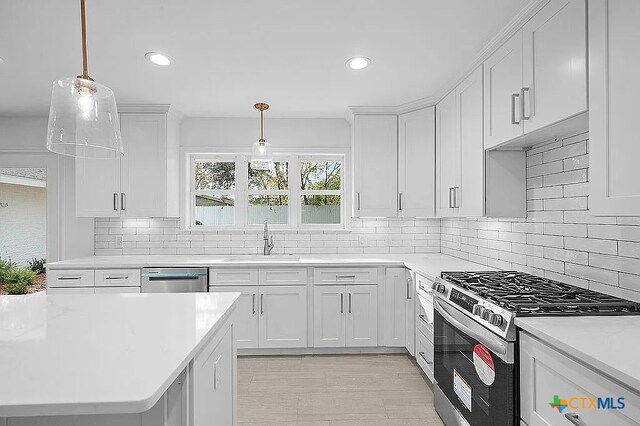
{"left": 238, "top": 354, "right": 445, "bottom": 426}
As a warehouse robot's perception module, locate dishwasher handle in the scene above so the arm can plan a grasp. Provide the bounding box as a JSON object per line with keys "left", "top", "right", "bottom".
{"left": 142, "top": 273, "right": 207, "bottom": 281}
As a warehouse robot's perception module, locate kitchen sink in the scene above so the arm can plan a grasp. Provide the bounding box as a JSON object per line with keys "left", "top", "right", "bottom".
{"left": 222, "top": 255, "right": 301, "bottom": 262}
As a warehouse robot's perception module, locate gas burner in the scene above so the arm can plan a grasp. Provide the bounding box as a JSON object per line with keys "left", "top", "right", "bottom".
{"left": 441, "top": 271, "right": 640, "bottom": 317}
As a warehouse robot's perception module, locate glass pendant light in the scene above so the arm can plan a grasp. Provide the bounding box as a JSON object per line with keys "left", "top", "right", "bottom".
{"left": 250, "top": 102, "right": 274, "bottom": 171}
{"left": 46, "top": 0, "right": 123, "bottom": 159}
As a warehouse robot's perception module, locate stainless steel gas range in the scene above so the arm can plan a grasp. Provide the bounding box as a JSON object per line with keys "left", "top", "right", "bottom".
{"left": 431, "top": 271, "right": 640, "bottom": 426}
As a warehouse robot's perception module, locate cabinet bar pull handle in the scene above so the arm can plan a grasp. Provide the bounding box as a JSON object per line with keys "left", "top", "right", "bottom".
{"left": 357, "top": 193, "right": 361, "bottom": 211}
{"left": 252, "top": 294, "right": 256, "bottom": 314}
{"left": 449, "top": 187, "right": 454, "bottom": 209}
{"left": 564, "top": 413, "right": 586, "bottom": 426}
{"left": 336, "top": 274, "right": 356, "bottom": 279}
{"left": 398, "top": 193, "right": 403, "bottom": 211}
{"left": 340, "top": 293, "right": 344, "bottom": 313}
{"left": 521, "top": 87, "right": 530, "bottom": 121}
{"left": 511, "top": 93, "right": 521, "bottom": 125}
{"left": 260, "top": 294, "right": 264, "bottom": 314}
{"left": 419, "top": 314, "right": 432, "bottom": 326}
{"left": 407, "top": 277, "right": 412, "bottom": 299}
{"left": 58, "top": 276, "right": 81, "bottom": 280}
{"left": 419, "top": 351, "right": 433, "bottom": 365}
{"left": 121, "top": 193, "right": 126, "bottom": 211}
{"left": 348, "top": 293, "right": 352, "bottom": 313}
{"left": 113, "top": 193, "right": 119, "bottom": 211}
{"left": 105, "top": 276, "right": 128, "bottom": 280}
{"left": 454, "top": 187, "right": 460, "bottom": 209}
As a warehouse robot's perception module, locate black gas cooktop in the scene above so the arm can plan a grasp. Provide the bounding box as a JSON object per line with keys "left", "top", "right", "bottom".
{"left": 440, "top": 271, "right": 640, "bottom": 316}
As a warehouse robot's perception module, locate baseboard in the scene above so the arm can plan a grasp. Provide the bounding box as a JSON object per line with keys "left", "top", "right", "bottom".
{"left": 238, "top": 346, "right": 409, "bottom": 356}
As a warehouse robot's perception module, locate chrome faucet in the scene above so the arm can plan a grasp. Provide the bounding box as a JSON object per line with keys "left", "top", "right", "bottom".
{"left": 263, "top": 221, "right": 274, "bottom": 255}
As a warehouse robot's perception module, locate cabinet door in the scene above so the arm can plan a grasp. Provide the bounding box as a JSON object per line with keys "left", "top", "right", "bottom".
{"left": 75, "top": 156, "right": 120, "bottom": 217}
{"left": 345, "top": 285, "right": 378, "bottom": 347}
{"left": 192, "top": 326, "right": 235, "bottom": 426}
{"left": 213, "top": 286, "right": 259, "bottom": 349}
{"left": 259, "top": 286, "right": 307, "bottom": 348}
{"left": 119, "top": 113, "right": 167, "bottom": 217}
{"left": 383, "top": 268, "right": 406, "bottom": 347}
{"left": 398, "top": 107, "right": 435, "bottom": 217}
{"left": 589, "top": 0, "right": 640, "bottom": 215}
{"left": 405, "top": 271, "right": 415, "bottom": 356}
{"left": 458, "top": 66, "right": 485, "bottom": 217}
{"left": 483, "top": 32, "right": 524, "bottom": 149}
{"left": 522, "top": 0, "right": 587, "bottom": 133}
{"left": 353, "top": 115, "right": 398, "bottom": 217}
{"left": 313, "top": 286, "right": 345, "bottom": 347}
{"left": 435, "top": 89, "right": 459, "bottom": 218}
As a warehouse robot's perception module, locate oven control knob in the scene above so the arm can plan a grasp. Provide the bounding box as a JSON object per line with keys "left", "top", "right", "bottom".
{"left": 435, "top": 284, "right": 446, "bottom": 294}
{"left": 489, "top": 312, "right": 504, "bottom": 327}
{"left": 431, "top": 281, "right": 438, "bottom": 291}
{"left": 472, "top": 304, "right": 483, "bottom": 316}
{"left": 481, "top": 309, "right": 491, "bottom": 321}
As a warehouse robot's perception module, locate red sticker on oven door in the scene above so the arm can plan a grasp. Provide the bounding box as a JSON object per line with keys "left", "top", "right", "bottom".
{"left": 473, "top": 344, "right": 495, "bottom": 385}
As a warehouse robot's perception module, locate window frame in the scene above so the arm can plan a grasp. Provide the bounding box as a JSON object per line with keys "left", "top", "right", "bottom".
{"left": 183, "top": 151, "right": 348, "bottom": 231}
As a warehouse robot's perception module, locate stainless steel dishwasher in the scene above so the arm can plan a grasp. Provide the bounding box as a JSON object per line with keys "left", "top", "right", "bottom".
{"left": 141, "top": 268, "right": 208, "bottom": 293}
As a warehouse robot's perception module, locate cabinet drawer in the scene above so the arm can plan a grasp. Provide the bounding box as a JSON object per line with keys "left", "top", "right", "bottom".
{"left": 416, "top": 293, "right": 434, "bottom": 343}
{"left": 260, "top": 268, "right": 307, "bottom": 285}
{"left": 209, "top": 268, "right": 259, "bottom": 286}
{"left": 95, "top": 269, "right": 141, "bottom": 287}
{"left": 47, "top": 287, "right": 95, "bottom": 294}
{"left": 48, "top": 269, "right": 95, "bottom": 288}
{"left": 520, "top": 332, "right": 640, "bottom": 426}
{"left": 416, "top": 329, "right": 434, "bottom": 383}
{"left": 313, "top": 268, "right": 378, "bottom": 285}
{"left": 95, "top": 286, "right": 141, "bottom": 294}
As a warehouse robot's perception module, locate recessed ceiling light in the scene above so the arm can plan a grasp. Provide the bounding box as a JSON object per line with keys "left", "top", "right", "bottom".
{"left": 346, "top": 57, "right": 370, "bottom": 70}
{"left": 145, "top": 52, "right": 171, "bottom": 66}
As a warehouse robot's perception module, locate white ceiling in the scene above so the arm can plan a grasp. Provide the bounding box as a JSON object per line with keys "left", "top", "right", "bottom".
{"left": 0, "top": 0, "right": 528, "bottom": 118}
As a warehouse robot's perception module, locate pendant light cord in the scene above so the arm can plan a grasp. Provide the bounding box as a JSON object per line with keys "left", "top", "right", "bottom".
{"left": 260, "top": 110, "right": 265, "bottom": 142}
{"left": 78, "top": 0, "right": 92, "bottom": 80}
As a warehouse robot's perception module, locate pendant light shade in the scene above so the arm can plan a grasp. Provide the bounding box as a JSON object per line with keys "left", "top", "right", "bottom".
{"left": 250, "top": 102, "right": 274, "bottom": 171}
{"left": 46, "top": 0, "right": 123, "bottom": 159}
{"left": 47, "top": 77, "right": 122, "bottom": 158}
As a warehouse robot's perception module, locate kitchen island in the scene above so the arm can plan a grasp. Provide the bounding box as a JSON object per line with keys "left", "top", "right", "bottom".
{"left": 0, "top": 292, "right": 240, "bottom": 426}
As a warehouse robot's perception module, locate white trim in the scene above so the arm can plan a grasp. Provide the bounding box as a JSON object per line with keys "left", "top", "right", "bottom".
{"left": 0, "top": 174, "right": 46, "bottom": 188}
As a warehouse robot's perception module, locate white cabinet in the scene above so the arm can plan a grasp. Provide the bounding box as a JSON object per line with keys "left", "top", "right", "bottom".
{"left": 313, "top": 284, "right": 377, "bottom": 348}
{"left": 258, "top": 286, "right": 307, "bottom": 348}
{"left": 383, "top": 268, "right": 407, "bottom": 347}
{"left": 213, "top": 286, "right": 259, "bottom": 349}
{"left": 437, "top": 66, "right": 519, "bottom": 218}
{"left": 398, "top": 107, "right": 436, "bottom": 217}
{"left": 48, "top": 268, "right": 142, "bottom": 294}
{"left": 405, "top": 272, "right": 415, "bottom": 356}
{"left": 484, "top": 0, "right": 587, "bottom": 149}
{"left": 76, "top": 108, "right": 179, "bottom": 217}
{"left": 520, "top": 332, "right": 640, "bottom": 426}
{"left": 192, "top": 325, "right": 236, "bottom": 426}
{"left": 353, "top": 115, "right": 398, "bottom": 217}
{"left": 589, "top": 0, "right": 640, "bottom": 215}
{"left": 313, "top": 286, "right": 345, "bottom": 347}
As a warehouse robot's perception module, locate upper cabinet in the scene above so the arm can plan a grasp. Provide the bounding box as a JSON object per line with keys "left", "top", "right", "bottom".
{"left": 484, "top": 0, "right": 587, "bottom": 150}
{"left": 76, "top": 107, "right": 180, "bottom": 217}
{"left": 353, "top": 109, "right": 435, "bottom": 218}
{"left": 353, "top": 115, "right": 398, "bottom": 217}
{"left": 398, "top": 107, "right": 436, "bottom": 217}
{"left": 589, "top": 0, "right": 640, "bottom": 215}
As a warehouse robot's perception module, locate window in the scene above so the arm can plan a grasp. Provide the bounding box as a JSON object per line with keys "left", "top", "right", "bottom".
{"left": 192, "top": 159, "right": 236, "bottom": 226}
{"left": 187, "top": 155, "right": 345, "bottom": 229}
{"left": 247, "top": 161, "right": 289, "bottom": 225}
{"left": 300, "top": 159, "right": 342, "bottom": 225}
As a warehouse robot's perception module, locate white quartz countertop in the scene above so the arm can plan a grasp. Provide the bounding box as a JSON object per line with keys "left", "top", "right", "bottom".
{"left": 0, "top": 292, "right": 240, "bottom": 417}
{"left": 46, "top": 253, "right": 494, "bottom": 281}
{"left": 516, "top": 316, "right": 640, "bottom": 392}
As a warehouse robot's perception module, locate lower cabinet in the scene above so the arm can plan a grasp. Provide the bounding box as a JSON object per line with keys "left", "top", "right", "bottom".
{"left": 383, "top": 268, "right": 409, "bottom": 347}
{"left": 520, "top": 332, "right": 640, "bottom": 426}
{"left": 191, "top": 325, "right": 236, "bottom": 426}
{"left": 213, "top": 286, "right": 260, "bottom": 349}
{"left": 415, "top": 329, "right": 435, "bottom": 383}
{"left": 313, "top": 284, "right": 378, "bottom": 348}
{"left": 259, "top": 286, "right": 307, "bottom": 348}
{"left": 405, "top": 272, "right": 415, "bottom": 356}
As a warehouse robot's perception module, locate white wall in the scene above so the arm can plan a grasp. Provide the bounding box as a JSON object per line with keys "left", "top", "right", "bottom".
{"left": 0, "top": 117, "right": 94, "bottom": 261}
{"left": 0, "top": 183, "right": 46, "bottom": 265}
{"left": 181, "top": 117, "right": 350, "bottom": 149}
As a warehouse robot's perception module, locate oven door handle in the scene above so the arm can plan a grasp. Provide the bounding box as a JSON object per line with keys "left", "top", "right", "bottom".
{"left": 433, "top": 298, "right": 512, "bottom": 363}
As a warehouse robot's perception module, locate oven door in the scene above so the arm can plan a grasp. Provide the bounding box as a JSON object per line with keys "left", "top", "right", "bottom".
{"left": 433, "top": 298, "right": 516, "bottom": 426}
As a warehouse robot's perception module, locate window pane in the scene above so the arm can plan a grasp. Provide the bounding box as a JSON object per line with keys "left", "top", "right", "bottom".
{"left": 300, "top": 161, "right": 342, "bottom": 190}
{"left": 301, "top": 195, "right": 341, "bottom": 225}
{"left": 194, "top": 161, "right": 235, "bottom": 190}
{"left": 194, "top": 195, "right": 234, "bottom": 226}
{"left": 248, "top": 161, "right": 289, "bottom": 190}
{"left": 248, "top": 195, "right": 289, "bottom": 225}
